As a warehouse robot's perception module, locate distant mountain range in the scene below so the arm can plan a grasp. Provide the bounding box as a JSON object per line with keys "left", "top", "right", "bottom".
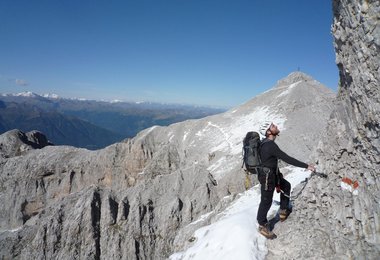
{"left": 0, "top": 92, "right": 225, "bottom": 149}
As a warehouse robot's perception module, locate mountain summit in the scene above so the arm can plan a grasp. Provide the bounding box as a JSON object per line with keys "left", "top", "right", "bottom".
{"left": 274, "top": 71, "right": 316, "bottom": 88}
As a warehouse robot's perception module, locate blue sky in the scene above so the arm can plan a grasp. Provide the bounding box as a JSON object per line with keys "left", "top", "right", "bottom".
{"left": 0, "top": 0, "right": 338, "bottom": 108}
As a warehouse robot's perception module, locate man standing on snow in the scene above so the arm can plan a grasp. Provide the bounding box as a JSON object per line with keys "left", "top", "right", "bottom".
{"left": 257, "top": 121, "right": 315, "bottom": 239}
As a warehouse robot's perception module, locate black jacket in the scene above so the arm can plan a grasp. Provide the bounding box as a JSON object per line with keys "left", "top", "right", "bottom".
{"left": 260, "top": 139, "right": 308, "bottom": 169}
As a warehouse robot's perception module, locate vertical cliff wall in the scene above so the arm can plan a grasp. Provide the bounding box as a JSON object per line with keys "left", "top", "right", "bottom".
{"left": 268, "top": 0, "right": 379, "bottom": 258}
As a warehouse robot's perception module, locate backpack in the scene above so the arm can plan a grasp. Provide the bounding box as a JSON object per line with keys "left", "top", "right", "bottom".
{"left": 242, "top": 131, "right": 265, "bottom": 174}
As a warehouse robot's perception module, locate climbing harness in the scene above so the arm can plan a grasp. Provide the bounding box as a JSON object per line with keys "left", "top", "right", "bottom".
{"left": 279, "top": 171, "right": 327, "bottom": 200}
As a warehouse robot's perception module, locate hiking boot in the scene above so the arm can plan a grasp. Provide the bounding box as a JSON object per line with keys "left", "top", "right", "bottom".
{"left": 279, "top": 208, "right": 291, "bottom": 222}
{"left": 259, "top": 223, "right": 277, "bottom": 239}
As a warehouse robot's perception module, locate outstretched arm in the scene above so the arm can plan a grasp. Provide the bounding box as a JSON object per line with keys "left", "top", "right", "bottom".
{"left": 272, "top": 143, "right": 309, "bottom": 169}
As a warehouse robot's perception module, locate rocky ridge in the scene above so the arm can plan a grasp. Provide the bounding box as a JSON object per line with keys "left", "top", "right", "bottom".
{"left": 0, "top": 129, "right": 52, "bottom": 159}
{"left": 0, "top": 72, "right": 335, "bottom": 259}
{"left": 267, "top": 0, "right": 380, "bottom": 259}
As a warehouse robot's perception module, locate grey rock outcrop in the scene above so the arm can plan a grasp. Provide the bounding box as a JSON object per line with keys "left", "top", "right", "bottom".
{"left": 0, "top": 137, "right": 219, "bottom": 259}
{"left": 0, "top": 129, "right": 52, "bottom": 159}
{"left": 268, "top": 0, "right": 380, "bottom": 259}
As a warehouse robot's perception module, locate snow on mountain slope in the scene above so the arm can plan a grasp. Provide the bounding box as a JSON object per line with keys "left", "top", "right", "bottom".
{"left": 170, "top": 167, "right": 311, "bottom": 260}
{"left": 14, "top": 91, "right": 40, "bottom": 97}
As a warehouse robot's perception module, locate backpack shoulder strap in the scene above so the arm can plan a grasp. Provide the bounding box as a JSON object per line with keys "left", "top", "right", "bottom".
{"left": 258, "top": 138, "right": 271, "bottom": 166}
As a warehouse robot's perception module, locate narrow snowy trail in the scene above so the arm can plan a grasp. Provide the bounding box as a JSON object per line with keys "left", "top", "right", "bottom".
{"left": 170, "top": 167, "right": 311, "bottom": 260}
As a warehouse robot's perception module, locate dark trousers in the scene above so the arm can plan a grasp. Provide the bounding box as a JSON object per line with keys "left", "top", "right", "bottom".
{"left": 257, "top": 168, "right": 291, "bottom": 225}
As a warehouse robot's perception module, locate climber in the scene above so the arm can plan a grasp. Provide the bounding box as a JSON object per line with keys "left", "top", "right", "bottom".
{"left": 257, "top": 121, "right": 315, "bottom": 239}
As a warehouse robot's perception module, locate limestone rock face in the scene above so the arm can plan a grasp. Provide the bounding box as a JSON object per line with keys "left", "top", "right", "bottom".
{"left": 0, "top": 72, "right": 334, "bottom": 259}
{"left": 268, "top": 0, "right": 380, "bottom": 259}
{"left": 0, "top": 137, "right": 219, "bottom": 259}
